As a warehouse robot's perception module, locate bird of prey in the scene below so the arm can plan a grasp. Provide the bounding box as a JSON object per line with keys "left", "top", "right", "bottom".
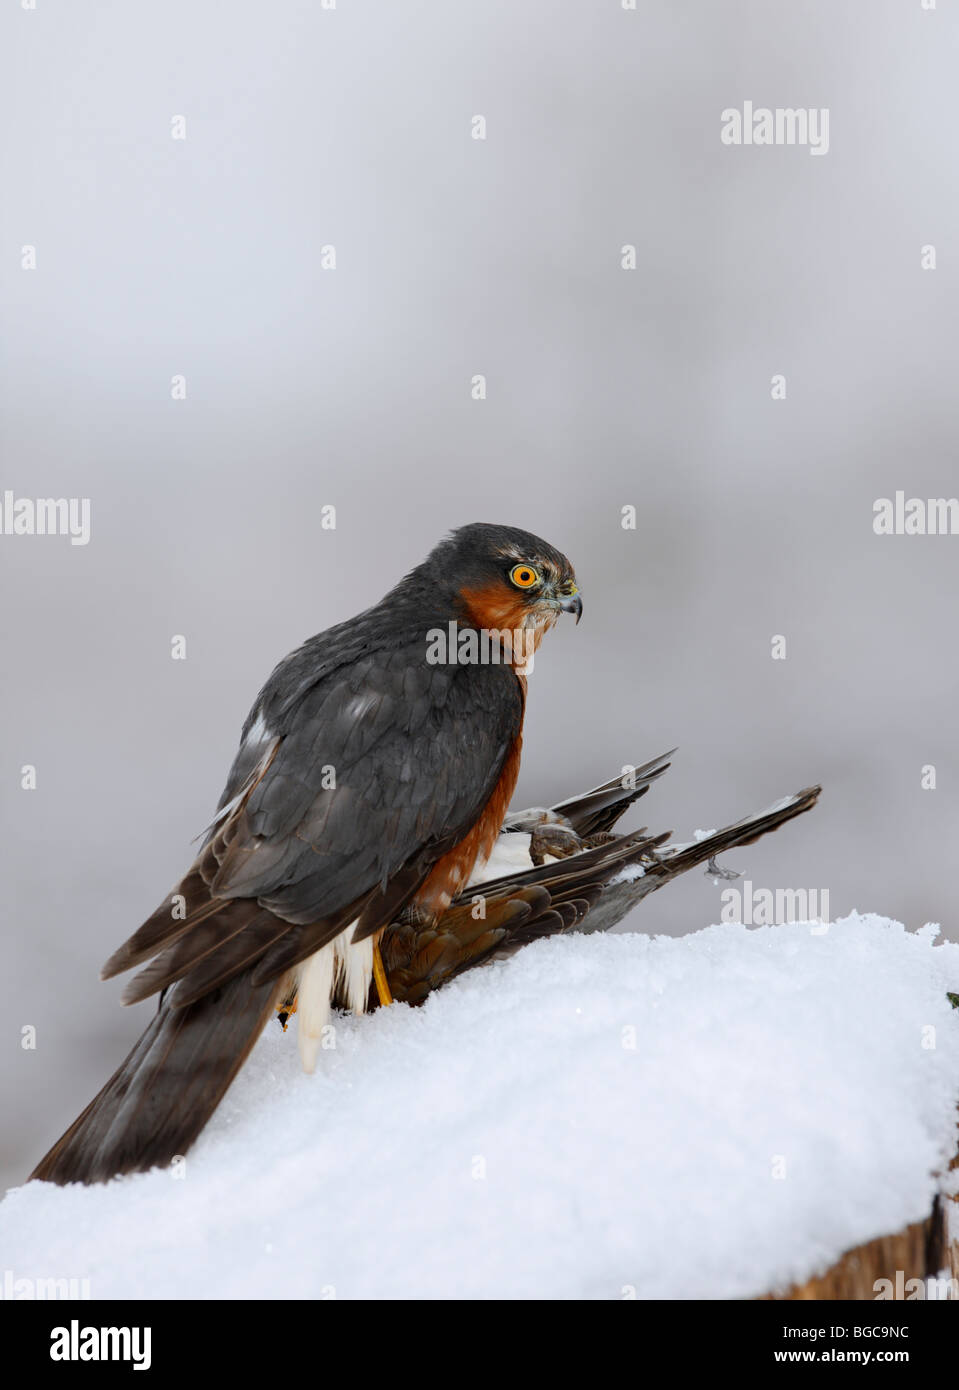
{"left": 30, "top": 523, "right": 820, "bottom": 1186}
{"left": 32, "top": 522, "right": 584, "bottom": 1184}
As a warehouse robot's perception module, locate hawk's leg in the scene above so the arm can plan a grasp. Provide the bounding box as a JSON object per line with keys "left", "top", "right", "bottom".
{"left": 372, "top": 939, "right": 393, "bottom": 1007}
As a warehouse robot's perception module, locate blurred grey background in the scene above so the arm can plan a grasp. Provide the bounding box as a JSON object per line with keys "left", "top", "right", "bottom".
{"left": 2, "top": 0, "right": 957, "bottom": 1194}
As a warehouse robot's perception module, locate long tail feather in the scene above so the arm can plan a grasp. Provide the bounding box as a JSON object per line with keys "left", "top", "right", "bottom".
{"left": 30, "top": 971, "right": 280, "bottom": 1185}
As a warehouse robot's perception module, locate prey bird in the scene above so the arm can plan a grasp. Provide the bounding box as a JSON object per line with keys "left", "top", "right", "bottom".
{"left": 30, "top": 523, "right": 819, "bottom": 1185}
{"left": 380, "top": 765, "right": 819, "bottom": 1006}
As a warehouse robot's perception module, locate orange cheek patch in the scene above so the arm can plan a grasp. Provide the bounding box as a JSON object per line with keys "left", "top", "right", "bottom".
{"left": 458, "top": 582, "right": 532, "bottom": 633}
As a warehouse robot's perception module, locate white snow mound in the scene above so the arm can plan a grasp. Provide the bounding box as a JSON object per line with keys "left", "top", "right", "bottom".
{"left": 2, "top": 914, "right": 958, "bottom": 1300}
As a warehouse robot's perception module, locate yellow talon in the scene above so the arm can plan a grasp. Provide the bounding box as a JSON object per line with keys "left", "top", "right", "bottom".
{"left": 276, "top": 995, "right": 297, "bottom": 1031}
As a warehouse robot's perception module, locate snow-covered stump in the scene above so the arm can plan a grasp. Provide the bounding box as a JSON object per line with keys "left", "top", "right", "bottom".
{"left": 765, "top": 1161, "right": 959, "bottom": 1301}
{"left": 2, "top": 915, "right": 958, "bottom": 1301}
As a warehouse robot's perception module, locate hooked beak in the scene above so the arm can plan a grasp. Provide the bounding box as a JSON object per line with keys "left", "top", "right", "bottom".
{"left": 556, "top": 588, "right": 583, "bottom": 624}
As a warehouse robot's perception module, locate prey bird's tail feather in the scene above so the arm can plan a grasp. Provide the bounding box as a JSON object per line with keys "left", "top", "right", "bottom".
{"left": 547, "top": 748, "right": 676, "bottom": 837}
{"left": 30, "top": 971, "right": 280, "bottom": 1186}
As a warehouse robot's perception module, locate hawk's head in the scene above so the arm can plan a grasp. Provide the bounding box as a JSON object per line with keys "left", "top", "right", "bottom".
{"left": 428, "top": 522, "right": 582, "bottom": 634}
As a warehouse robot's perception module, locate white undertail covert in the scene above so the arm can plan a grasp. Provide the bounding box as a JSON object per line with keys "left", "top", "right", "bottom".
{"left": 295, "top": 926, "right": 373, "bottom": 1073}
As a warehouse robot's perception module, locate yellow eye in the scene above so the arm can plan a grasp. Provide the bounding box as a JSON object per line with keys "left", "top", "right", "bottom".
{"left": 510, "top": 563, "right": 540, "bottom": 590}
